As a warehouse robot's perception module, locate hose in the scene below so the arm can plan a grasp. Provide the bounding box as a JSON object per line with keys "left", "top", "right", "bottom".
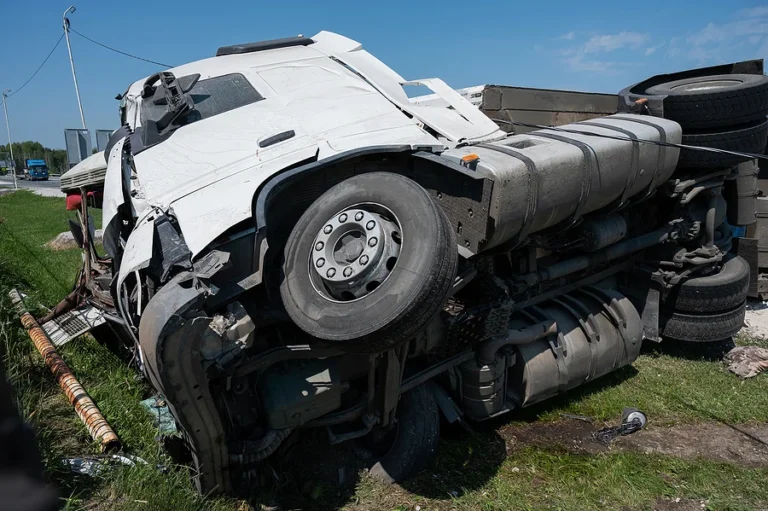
{"left": 229, "top": 428, "right": 292, "bottom": 465}
{"left": 477, "top": 320, "right": 557, "bottom": 365}
{"left": 515, "top": 226, "right": 671, "bottom": 290}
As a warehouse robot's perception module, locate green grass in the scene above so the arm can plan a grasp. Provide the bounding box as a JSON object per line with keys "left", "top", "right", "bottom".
{"left": 349, "top": 447, "right": 768, "bottom": 511}
{"left": 0, "top": 191, "right": 239, "bottom": 510}
{"left": 1, "top": 190, "right": 768, "bottom": 510}
{"left": 516, "top": 341, "right": 768, "bottom": 426}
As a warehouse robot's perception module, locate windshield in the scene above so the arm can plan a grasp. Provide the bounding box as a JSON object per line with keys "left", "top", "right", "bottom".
{"left": 139, "top": 73, "right": 263, "bottom": 147}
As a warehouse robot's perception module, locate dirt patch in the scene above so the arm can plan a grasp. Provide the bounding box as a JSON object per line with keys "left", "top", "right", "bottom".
{"left": 500, "top": 419, "right": 607, "bottom": 454}
{"left": 499, "top": 419, "right": 768, "bottom": 467}
{"left": 616, "top": 422, "right": 768, "bottom": 468}
{"left": 649, "top": 498, "right": 707, "bottom": 511}
{"left": 743, "top": 301, "right": 768, "bottom": 340}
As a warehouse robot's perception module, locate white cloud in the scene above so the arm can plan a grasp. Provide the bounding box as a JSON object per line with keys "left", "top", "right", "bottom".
{"left": 555, "top": 31, "right": 649, "bottom": 74}
{"left": 583, "top": 31, "right": 649, "bottom": 53}
{"left": 739, "top": 6, "right": 768, "bottom": 18}
{"left": 645, "top": 42, "right": 665, "bottom": 56}
{"left": 686, "top": 15, "right": 768, "bottom": 48}
{"left": 564, "top": 53, "right": 617, "bottom": 73}
{"left": 546, "top": 4, "right": 768, "bottom": 75}
{"left": 653, "top": 6, "right": 768, "bottom": 63}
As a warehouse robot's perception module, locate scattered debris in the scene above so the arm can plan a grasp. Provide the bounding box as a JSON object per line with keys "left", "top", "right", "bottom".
{"left": 140, "top": 395, "right": 178, "bottom": 435}
{"left": 42, "top": 306, "right": 106, "bottom": 347}
{"left": 724, "top": 346, "right": 768, "bottom": 378}
{"left": 10, "top": 288, "right": 121, "bottom": 452}
{"left": 61, "top": 454, "right": 148, "bottom": 477}
{"left": 593, "top": 408, "right": 647, "bottom": 444}
{"left": 44, "top": 229, "right": 103, "bottom": 251}
{"left": 560, "top": 413, "right": 594, "bottom": 423}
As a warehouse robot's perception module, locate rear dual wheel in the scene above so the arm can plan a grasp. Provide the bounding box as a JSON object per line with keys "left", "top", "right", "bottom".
{"left": 646, "top": 74, "right": 768, "bottom": 130}
{"left": 659, "top": 255, "right": 749, "bottom": 342}
{"left": 646, "top": 73, "right": 768, "bottom": 170}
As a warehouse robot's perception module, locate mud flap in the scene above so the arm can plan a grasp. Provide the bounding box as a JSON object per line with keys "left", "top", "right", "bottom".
{"left": 641, "top": 285, "right": 662, "bottom": 343}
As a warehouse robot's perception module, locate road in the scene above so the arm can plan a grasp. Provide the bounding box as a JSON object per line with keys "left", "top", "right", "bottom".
{"left": 0, "top": 175, "right": 64, "bottom": 197}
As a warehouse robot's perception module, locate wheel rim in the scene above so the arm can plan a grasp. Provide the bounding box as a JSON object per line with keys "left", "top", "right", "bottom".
{"left": 309, "top": 203, "right": 402, "bottom": 302}
{"left": 670, "top": 79, "right": 743, "bottom": 92}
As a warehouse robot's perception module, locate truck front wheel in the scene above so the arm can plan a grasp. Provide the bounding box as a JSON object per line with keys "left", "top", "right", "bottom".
{"left": 280, "top": 172, "right": 457, "bottom": 353}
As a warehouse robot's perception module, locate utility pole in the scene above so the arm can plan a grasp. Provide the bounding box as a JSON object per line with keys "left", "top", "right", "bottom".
{"left": 63, "top": 5, "right": 86, "bottom": 129}
{"left": 2, "top": 89, "right": 18, "bottom": 190}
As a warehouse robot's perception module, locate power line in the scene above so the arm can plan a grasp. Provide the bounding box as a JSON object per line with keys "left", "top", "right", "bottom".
{"left": 8, "top": 34, "right": 65, "bottom": 97}
{"left": 70, "top": 28, "right": 173, "bottom": 68}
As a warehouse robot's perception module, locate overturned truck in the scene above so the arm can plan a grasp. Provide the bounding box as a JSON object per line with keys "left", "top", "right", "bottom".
{"left": 58, "top": 32, "right": 767, "bottom": 493}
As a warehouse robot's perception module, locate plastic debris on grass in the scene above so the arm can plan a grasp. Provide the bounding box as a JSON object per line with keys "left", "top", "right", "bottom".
{"left": 61, "top": 454, "right": 148, "bottom": 477}
{"left": 141, "top": 395, "right": 178, "bottom": 435}
{"left": 725, "top": 346, "right": 768, "bottom": 378}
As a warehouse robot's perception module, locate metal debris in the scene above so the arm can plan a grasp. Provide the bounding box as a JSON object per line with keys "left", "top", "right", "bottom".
{"left": 725, "top": 346, "right": 768, "bottom": 378}
{"left": 560, "top": 413, "right": 594, "bottom": 423}
{"left": 61, "top": 454, "right": 147, "bottom": 477}
{"left": 593, "top": 408, "right": 647, "bottom": 443}
{"left": 42, "top": 306, "right": 106, "bottom": 347}
{"left": 9, "top": 288, "right": 121, "bottom": 452}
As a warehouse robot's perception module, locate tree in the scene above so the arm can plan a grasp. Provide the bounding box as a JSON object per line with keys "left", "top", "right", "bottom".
{"left": 0, "top": 141, "right": 69, "bottom": 174}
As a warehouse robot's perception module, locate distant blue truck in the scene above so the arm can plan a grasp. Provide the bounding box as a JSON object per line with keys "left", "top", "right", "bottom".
{"left": 24, "top": 159, "right": 49, "bottom": 181}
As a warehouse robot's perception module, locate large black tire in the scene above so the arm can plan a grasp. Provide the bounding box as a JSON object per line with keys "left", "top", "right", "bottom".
{"left": 368, "top": 383, "right": 440, "bottom": 483}
{"left": 662, "top": 255, "right": 749, "bottom": 313}
{"left": 660, "top": 302, "right": 746, "bottom": 342}
{"left": 280, "top": 172, "right": 458, "bottom": 353}
{"left": 646, "top": 74, "right": 768, "bottom": 130}
{"left": 676, "top": 119, "right": 768, "bottom": 170}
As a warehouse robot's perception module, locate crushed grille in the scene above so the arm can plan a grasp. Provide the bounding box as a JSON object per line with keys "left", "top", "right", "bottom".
{"left": 42, "top": 306, "right": 106, "bottom": 347}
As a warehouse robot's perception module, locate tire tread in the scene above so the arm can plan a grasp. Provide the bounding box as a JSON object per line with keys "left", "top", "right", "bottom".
{"left": 661, "top": 303, "right": 746, "bottom": 342}
{"left": 659, "top": 77, "right": 768, "bottom": 130}
{"left": 677, "top": 119, "right": 768, "bottom": 169}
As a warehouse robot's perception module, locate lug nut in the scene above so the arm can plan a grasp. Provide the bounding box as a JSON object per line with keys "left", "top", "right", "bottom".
{"left": 359, "top": 255, "right": 369, "bottom": 265}
{"left": 316, "top": 258, "right": 325, "bottom": 268}
{"left": 339, "top": 213, "right": 348, "bottom": 223}
{"left": 366, "top": 220, "right": 376, "bottom": 230}
{"left": 324, "top": 225, "right": 333, "bottom": 234}
{"left": 355, "top": 212, "right": 364, "bottom": 221}
{"left": 343, "top": 267, "right": 353, "bottom": 277}
{"left": 315, "top": 241, "right": 324, "bottom": 251}
{"left": 368, "top": 237, "right": 378, "bottom": 247}
{"left": 326, "top": 268, "right": 336, "bottom": 278}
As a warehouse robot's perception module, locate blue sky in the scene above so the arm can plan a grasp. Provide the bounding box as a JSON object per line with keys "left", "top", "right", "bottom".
{"left": 2, "top": 0, "right": 768, "bottom": 149}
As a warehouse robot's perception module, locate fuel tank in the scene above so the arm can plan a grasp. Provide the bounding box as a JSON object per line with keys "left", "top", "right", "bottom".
{"left": 443, "top": 114, "right": 682, "bottom": 250}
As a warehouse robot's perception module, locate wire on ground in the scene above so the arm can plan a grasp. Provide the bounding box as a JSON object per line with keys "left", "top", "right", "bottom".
{"left": 70, "top": 28, "right": 173, "bottom": 68}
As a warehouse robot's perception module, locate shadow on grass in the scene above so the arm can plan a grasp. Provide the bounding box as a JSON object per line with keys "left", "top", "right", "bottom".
{"left": 641, "top": 337, "right": 736, "bottom": 362}
{"left": 249, "top": 364, "right": 639, "bottom": 510}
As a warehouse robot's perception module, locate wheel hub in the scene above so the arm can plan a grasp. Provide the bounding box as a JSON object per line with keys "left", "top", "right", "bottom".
{"left": 310, "top": 205, "right": 402, "bottom": 301}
